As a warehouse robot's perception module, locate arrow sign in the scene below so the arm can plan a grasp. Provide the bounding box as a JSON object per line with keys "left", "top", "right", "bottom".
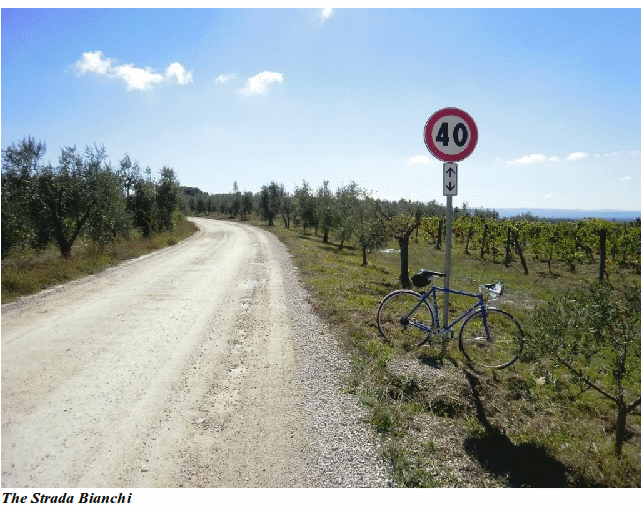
{"left": 443, "top": 162, "right": 458, "bottom": 196}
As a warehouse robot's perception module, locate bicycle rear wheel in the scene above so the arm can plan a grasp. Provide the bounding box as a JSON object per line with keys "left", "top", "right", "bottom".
{"left": 458, "top": 308, "right": 523, "bottom": 369}
{"left": 377, "top": 290, "right": 434, "bottom": 349}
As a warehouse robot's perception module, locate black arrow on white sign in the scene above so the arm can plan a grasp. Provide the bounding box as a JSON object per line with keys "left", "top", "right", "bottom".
{"left": 443, "top": 162, "right": 458, "bottom": 196}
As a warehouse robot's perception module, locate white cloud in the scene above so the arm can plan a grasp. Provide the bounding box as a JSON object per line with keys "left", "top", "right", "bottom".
{"left": 566, "top": 152, "right": 588, "bottom": 161}
{"left": 165, "top": 62, "right": 193, "bottom": 85}
{"left": 407, "top": 155, "right": 433, "bottom": 166}
{"left": 621, "top": 176, "right": 632, "bottom": 182}
{"left": 239, "top": 71, "right": 283, "bottom": 96}
{"left": 215, "top": 73, "right": 236, "bottom": 84}
{"left": 321, "top": 8, "right": 333, "bottom": 21}
{"left": 507, "top": 154, "right": 550, "bottom": 164}
{"left": 114, "top": 64, "right": 164, "bottom": 91}
{"left": 548, "top": 156, "right": 560, "bottom": 163}
{"left": 75, "top": 50, "right": 113, "bottom": 75}
{"left": 543, "top": 194, "right": 553, "bottom": 200}
{"left": 73, "top": 51, "right": 192, "bottom": 91}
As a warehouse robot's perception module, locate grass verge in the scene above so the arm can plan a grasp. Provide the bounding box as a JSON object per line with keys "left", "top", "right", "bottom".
{"left": 242, "top": 215, "right": 641, "bottom": 487}
{"left": 1, "top": 216, "right": 198, "bottom": 304}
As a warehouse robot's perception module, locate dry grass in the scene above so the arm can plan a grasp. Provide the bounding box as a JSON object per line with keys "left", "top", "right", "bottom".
{"left": 1, "top": 217, "right": 197, "bottom": 303}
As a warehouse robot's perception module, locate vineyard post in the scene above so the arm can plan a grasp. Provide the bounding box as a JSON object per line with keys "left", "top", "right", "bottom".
{"left": 504, "top": 227, "right": 512, "bottom": 266}
{"left": 599, "top": 229, "right": 607, "bottom": 281}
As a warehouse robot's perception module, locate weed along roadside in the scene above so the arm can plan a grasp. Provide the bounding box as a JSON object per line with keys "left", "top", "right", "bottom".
{"left": 243, "top": 212, "right": 641, "bottom": 488}
{"left": 1, "top": 216, "right": 197, "bottom": 304}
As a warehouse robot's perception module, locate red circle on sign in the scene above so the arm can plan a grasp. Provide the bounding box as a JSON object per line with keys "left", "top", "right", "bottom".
{"left": 424, "top": 107, "right": 478, "bottom": 162}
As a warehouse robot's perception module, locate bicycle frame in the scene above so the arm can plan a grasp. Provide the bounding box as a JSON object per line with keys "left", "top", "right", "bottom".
{"left": 408, "top": 285, "right": 486, "bottom": 335}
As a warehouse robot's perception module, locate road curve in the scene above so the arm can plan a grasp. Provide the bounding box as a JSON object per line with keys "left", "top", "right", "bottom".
{"left": 2, "top": 218, "right": 352, "bottom": 487}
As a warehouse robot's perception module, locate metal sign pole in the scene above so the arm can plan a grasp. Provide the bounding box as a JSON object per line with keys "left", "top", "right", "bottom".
{"left": 425, "top": 108, "right": 477, "bottom": 361}
{"left": 442, "top": 191, "right": 453, "bottom": 358}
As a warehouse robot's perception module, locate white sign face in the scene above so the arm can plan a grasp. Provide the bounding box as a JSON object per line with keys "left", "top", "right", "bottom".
{"left": 424, "top": 108, "right": 478, "bottom": 163}
{"left": 431, "top": 116, "right": 473, "bottom": 156}
{"left": 443, "top": 162, "right": 458, "bottom": 196}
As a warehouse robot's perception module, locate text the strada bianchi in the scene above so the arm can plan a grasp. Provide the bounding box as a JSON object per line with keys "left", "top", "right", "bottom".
{"left": 2, "top": 493, "right": 133, "bottom": 505}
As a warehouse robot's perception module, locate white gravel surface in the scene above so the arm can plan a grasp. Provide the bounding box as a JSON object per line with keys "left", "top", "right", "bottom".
{"left": 1, "top": 217, "right": 393, "bottom": 488}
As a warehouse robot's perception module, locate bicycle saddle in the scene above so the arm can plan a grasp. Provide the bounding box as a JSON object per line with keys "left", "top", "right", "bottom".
{"left": 419, "top": 269, "right": 445, "bottom": 277}
{"left": 411, "top": 269, "right": 445, "bottom": 288}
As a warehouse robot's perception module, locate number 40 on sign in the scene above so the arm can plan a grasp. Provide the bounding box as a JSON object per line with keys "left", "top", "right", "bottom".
{"left": 424, "top": 107, "right": 478, "bottom": 163}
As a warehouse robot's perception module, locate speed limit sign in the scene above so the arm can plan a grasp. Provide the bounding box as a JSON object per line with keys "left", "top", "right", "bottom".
{"left": 424, "top": 107, "right": 478, "bottom": 162}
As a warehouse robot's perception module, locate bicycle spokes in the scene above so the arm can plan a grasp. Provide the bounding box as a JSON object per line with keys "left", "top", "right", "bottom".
{"left": 458, "top": 309, "right": 523, "bottom": 369}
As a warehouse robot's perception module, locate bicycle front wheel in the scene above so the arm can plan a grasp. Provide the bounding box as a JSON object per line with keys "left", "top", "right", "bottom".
{"left": 377, "top": 290, "right": 434, "bottom": 349}
{"left": 458, "top": 308, "right": 523, "bottom": 369}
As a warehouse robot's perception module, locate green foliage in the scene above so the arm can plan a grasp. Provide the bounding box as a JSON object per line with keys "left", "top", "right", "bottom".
{"left": 317, "top": 180, "right": 339, "bottom": 242}
{"left": 241, "top": 191, "right": 253, "bottom": 220}
{"left": 1, "top": 137, "right": 48, "bottom": 255}
{"left": 529, "top": 282, "right": 641, "bottom": 456}
{"left": 2, "top": 137, "right": 183, "bottom": 257}
{"left": 87, "top": 169, "right": 131, "bottom": 244}
{"left": 156, "top": 166, "right": 180, "bottom": 232}
{"left": 293, "top": 180, "right": 317, "bottom": 232}
{"left": 259, "top": 181, "right": 283, "bottom": 226}
{"left": 353, "top": 194, "right": 388, "bottom": 266}
{"left": 334, "top": 181, "right": 360, "bottom": 248}
{"left": 131, "top": 177, "right": 156, "bottom": 236}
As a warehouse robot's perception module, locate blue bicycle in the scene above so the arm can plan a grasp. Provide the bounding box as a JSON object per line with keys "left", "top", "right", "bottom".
{"left": 377, "top": 269, "right": 523, "bottom": 369}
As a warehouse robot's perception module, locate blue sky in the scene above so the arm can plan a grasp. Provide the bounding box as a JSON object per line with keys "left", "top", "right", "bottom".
{"left": 2, "top": 7, "right": 640, "bottom": 211}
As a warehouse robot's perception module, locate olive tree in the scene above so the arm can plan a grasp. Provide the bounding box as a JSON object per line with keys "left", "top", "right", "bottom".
{"left": 293, "top": 180, "right": 317, "bottom": 233}
{"left": 156, "top": 166, "right": 180, "bottom": 231}
{"left": 2, "top": 139, "right": 117, "bottom": 258}
{"left": 529, "top": 282, "right": 641, "bottom": 457}
{"left": 388, "top": 210, "right": 422, "bottom": 289}
{"left": 317, "top": 180, "right": 338, "bottom": 243}
{"left": 353, "top": 193, "right": 388, "bottom": 267}
{"left": 1, "top": 137, "right": 48, "bottom": 256}
{"left": 259, "top": 181, "right": 282, "bottom": 226}
{"left": 86, "top": 167, "right": 130, "bottom": 244}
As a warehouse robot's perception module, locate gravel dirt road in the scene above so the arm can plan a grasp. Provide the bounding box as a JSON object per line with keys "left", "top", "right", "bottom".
{"left": 1, "top": 218, "right": 392, "bottom": 488}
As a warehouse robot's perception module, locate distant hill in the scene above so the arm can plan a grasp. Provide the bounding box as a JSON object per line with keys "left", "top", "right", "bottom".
{"left": 495, "top": 208, "right": 641, "bottom": 221}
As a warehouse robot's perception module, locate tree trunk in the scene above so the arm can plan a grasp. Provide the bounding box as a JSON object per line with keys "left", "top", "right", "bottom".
{"left": 323, "top": 229, "right": 329, "bottom": 243}
{"left": 398, "top": 236, "right": 411, "bottom": 289}
{"left": 465, "top": 226, "right": 473, "bottom": 255}
{"left": 512, "top": 229, "right": 529, "bottom": 275}
{"left": 615, "top": 399, "right": 627, "bottom": 458}
{"left": 361, "top": 245, "right": 368, "bottom": 267}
